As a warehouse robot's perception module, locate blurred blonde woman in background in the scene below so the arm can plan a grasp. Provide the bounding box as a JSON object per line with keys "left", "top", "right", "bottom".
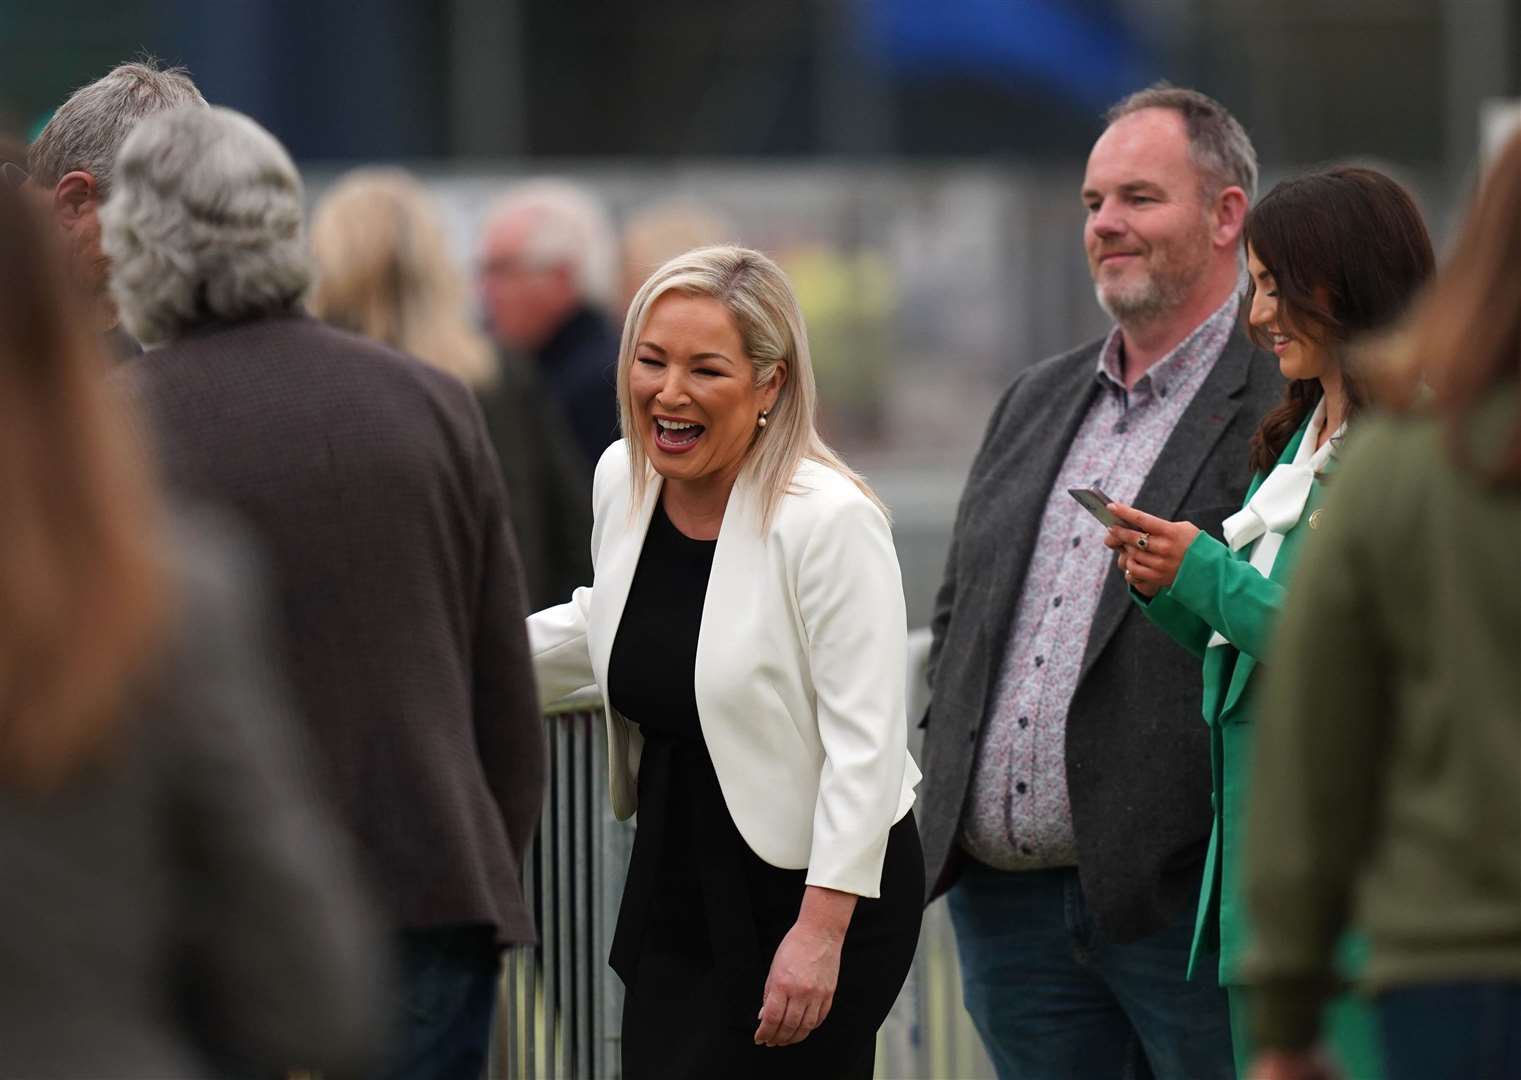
{"left": 0, "top": 137, "right": 381, "bottom": 1078}
{"left": 311, "top": 168, "right": 591, "bottom": 607}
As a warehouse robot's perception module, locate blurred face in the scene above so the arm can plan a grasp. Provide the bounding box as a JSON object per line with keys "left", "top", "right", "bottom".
{"left": 477, "top": 209, "right": 577, "bottom": 351}
{"left": 1247, "top": 245, "right": 1334, "bottom": 381}
{"left": 628, "top": 293, "right": 784, "bottom": 491}
{"left": 1082, "top": 108, "right": 1217, "bottom": 324}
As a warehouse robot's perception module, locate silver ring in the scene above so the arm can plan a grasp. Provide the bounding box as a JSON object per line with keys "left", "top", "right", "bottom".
{"left": 1136, "top": 533, "right": 1150, "bottom": 550}
{"left": 1124, "top": 568, "right": 1132, "bottom": 581}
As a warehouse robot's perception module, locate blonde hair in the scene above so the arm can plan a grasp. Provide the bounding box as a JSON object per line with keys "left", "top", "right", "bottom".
{"left": 310, "top": 168, "right": 497, "bottom": 388}
{"left": 619, "top": 198, "right": 735, "bottom": 308}
{"left": 617, "top": 245, "right": 886, "bottom": 529}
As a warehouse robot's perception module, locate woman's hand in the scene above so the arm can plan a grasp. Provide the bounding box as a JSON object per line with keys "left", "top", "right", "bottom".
{"left": 754, "top": 885, "right": 857, "bottom": 1047}
{"left": 1103, "top": 503, "right": 1199, "bottom": 596}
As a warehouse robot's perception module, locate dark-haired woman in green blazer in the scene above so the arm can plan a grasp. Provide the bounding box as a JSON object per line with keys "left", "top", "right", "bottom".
{"left": 1104, "top": 166, "right": 1434, "bottom": 1079}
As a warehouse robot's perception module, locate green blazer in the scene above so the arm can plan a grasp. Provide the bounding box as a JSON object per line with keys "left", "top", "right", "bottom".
{"left": 1137, "top": 420, "right": 1327, "bottom": 983}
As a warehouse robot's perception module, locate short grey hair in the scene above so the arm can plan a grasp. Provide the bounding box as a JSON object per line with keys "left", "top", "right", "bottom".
{"left": 28, "top": 60, "right": 207, "bottom": 197}
{"left": 101, "top": 105, "right": 312, "bottom": 346}
{"left": 482, "top": 179, "right": 618, "bottom": 308}
{"left": 1106, "top": 83, "right": 1258, "bottom": 202}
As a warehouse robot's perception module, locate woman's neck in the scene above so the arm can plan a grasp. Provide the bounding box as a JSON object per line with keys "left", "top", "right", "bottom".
{"left": 661, "top": 468, "right": 740, "bottom": 540}
{"left": 1316, "top": 369, "right": 1348, "bottom": 451}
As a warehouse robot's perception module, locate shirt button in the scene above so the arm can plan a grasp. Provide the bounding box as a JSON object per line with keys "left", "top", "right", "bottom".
{"left": 968, "top": 727, "right": 979, "bottom": 744}
{"left": 1052, "top": 596, "right": 1062, "bottom": 608}
{"left": 1034, "top": 656, "right": 1044, "bottom": 667}
{"left": 1072, "top": 537, "right": 1081, "bottom": 548}
{"left": 1020, "top": 844, "right": 1034, "bottom": 856}
{"left": 1016, "top": 781, "right": 1027, "bottom": 794}
{"left": 1116, "top": 421, "right": 1129, "bottom": 434}
{"left": 1018, "top": 716, "right": 1029, "bottom": 729}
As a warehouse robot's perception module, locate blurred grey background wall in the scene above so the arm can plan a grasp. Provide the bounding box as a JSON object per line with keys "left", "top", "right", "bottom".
{"left": 3, "top": 0, "right": 1515, "bottom": 623}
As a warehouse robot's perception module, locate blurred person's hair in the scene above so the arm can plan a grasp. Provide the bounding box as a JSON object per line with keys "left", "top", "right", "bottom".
{"left": 1244, "top": 166, "right": 1435, "bottom": 473}
{"left": 310, "top": 168, "right": 497, "bottom": 389}
{"left": 1105, "top": 83, "right": 1258, "bottom": 202}
{"left": 0, "top": 138, "right": 168, "bottom": 791}
{"left": 620, "top": 198, "right": 735, "bottom": 305}
{"left": 1381, "top": 129, "right": 1521, "bottom": 484}
{"left": 482, "top": 179, "right": 618, "bottom": 309}
{"left": 101, "top": 105, "right": 311, "bottom": 346}
{"left": 617, "top": 244, "right": 885, "bottom": 530}
{"left": 27, "top": 58, "right": 207, "bottom": 197}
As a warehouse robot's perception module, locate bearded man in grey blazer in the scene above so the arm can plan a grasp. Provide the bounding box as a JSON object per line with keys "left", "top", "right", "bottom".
{"left": 918, "top": 86, "right": 1283, "bottom": 1079}
{"left": 106, "top": 105, "right": 546, "bottom": 1079}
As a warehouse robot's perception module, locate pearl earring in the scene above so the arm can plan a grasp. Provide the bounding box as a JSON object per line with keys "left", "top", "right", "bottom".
{"left": 757, "top": 410, "right": 769, "bottom": 429}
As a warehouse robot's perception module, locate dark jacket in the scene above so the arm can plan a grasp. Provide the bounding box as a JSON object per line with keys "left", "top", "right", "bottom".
{"left": 476, "top": 351, "right": 594, "bottom": 610}
{"left": 918, "top": 323, "right": 1282, "bottom": 944}
{"left": 121, "top": 313, "right": 546, "bottom": 944}
{"left": 0, "top": 518, "right": 383, "bottom": 1078}
{"left": 535, "top": 304, "right": 621, "bottom": 473}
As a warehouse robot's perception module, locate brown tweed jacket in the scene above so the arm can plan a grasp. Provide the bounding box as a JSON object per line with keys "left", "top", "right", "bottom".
{"left": 120, "top": 312, "right": 547, "bottom": 944}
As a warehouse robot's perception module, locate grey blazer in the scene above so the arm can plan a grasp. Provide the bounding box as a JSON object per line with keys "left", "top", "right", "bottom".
{"left": 918, "top": 323, "right": 1282, "bottom": 944}
{"left": 0, "top": 519, "right": 383, "bottom": 1078}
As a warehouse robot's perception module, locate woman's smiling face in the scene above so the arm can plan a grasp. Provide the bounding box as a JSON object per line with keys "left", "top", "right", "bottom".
{"left": 628, "top": 292, "right": 784, "bottom": 489}
{"left": 1247, "top": 244, "right": 1334, "bottom": 382}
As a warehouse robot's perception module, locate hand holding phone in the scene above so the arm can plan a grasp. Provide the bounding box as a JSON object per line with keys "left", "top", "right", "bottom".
{"left": 1068, "top": 487, "right": 1122, "bottom": 528}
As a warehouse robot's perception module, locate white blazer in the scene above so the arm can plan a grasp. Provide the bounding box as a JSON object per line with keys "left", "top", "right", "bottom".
{"left": 529, "top": 442, "right": 920, "bottom": 898}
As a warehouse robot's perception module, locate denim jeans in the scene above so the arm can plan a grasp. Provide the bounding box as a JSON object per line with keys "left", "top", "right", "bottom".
{"left": 379, "top": 924, "right": 501, "bottom": 1080}
{"left": 948, "top": 860, "right": 1234, "bottom": 1080}
{"left": 1377, "top": 981, "right": 1521, "bottom": 1080}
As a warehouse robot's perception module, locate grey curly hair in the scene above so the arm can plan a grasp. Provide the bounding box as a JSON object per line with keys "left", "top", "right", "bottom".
{"left": 101, "top": 105, "right": 311, "bottom": 345}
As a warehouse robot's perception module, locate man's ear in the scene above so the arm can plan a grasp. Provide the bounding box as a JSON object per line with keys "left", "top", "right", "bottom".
{"left": 1212, "top": 184, "right": 1249, "bottom": 250}
{"left": 53, "top": 170, "right": 100, "bottom": 228}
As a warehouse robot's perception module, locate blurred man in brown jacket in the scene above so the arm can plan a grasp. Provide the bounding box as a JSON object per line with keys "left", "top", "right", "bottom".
{"left": 109, "top": 104, "right": 546, "bottom": 1080}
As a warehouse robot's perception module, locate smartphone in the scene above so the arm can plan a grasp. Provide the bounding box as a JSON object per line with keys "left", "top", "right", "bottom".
{"left": 1068, "top": 486, "right": 1122, "bottom": 528}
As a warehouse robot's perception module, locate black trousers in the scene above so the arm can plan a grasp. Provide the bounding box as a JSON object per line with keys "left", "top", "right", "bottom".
{"left": 616, "top": 736, "right": 923, "bottom": 1079}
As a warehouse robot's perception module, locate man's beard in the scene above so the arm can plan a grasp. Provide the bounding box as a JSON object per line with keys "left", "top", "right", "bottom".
{"left": 1092, "top": 224, "right": 1212, "bottom": 327}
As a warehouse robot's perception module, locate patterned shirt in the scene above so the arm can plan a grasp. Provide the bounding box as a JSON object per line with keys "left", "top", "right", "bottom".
{"left": 960, "top": 294, "right": 1240, "bottom": 870}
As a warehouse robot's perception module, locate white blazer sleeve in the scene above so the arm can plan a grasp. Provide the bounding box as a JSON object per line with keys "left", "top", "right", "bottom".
{"left": 798, "top": 495, "right": 909, "bottom": 897}
{"left": 527, "top": 588, "right": 596, "bottom": 709}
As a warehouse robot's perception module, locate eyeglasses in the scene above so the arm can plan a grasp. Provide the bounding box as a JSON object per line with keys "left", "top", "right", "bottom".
{"left": 478, "top": 255, "right": 557, "bottom": 280}
{"left": 0, "top": 162, "right": 29, "bottom": 189}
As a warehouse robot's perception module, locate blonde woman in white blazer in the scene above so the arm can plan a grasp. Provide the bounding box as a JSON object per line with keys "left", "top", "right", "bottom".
{"left": 529, "top": 246, "right": 922, "bottom": 1079}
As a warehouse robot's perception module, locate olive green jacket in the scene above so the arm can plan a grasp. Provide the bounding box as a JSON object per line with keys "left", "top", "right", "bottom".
{"left": 1136, "top": 420, "right": 1325, "bottom": 983}
{"left": 1245, "top": 396, "right": 1521, "bottom": 1050}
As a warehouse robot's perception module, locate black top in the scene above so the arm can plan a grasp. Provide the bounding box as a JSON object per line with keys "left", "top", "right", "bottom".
{"left": 607, "top": 498, "right": 715, "bottom": 741}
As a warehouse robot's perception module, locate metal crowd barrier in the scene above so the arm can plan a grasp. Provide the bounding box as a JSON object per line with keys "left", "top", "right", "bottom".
{"left": 491, "top": 631, "right": 994, "bottom": 1079}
